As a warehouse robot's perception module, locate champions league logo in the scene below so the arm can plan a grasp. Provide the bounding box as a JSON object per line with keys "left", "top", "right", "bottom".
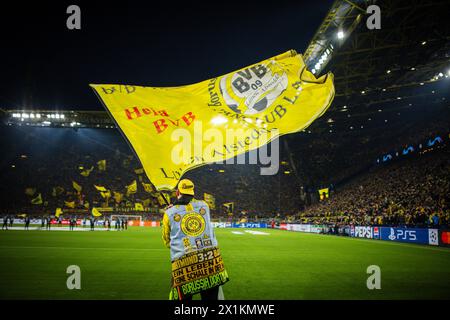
{"left": 388, "top": 228, "right": 396, "bottom": 241}
{"left": 219, "top": 61, "right": 288, "bottom": 115}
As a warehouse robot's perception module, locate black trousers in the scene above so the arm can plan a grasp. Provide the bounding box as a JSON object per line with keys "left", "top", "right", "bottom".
{"left": 183, "top": 286, "right": 220, "bottom": 301}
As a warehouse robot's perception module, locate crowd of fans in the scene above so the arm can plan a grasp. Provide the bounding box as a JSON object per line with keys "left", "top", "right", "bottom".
{"left": 290, "top": 112, "right": 450, "bottom": 188}
{"left": 299, "top": 147, "right": 450, "bottom": 228}
{"left": 0, "top": 126, "right": 163, "bottom": 219}
{"left": 0, "top": 125, "right": 302, "bottom": 220}
{"left": 0, "top": 122, "right": 449, "bottom": 229}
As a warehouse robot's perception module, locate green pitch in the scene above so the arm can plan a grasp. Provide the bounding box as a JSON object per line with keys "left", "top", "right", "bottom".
{"left": 0, "top": 227, "right": 449, "bottom": 299}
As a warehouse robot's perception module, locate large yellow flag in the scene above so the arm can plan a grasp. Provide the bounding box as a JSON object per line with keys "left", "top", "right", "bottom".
{"left": 91, "top": 50, "right": 334, "bottom": 190}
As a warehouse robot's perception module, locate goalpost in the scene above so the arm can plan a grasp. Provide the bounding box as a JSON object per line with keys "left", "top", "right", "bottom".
{"left": 110, "top": 215, "right": 143, "bottom": 226}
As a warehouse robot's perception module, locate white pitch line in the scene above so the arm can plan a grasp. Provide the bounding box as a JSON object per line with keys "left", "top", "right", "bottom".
{"left": 244, "top": 230, "right": 270, "bottom": 235}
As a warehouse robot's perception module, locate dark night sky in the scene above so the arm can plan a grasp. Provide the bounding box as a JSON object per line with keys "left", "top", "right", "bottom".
{"left": 0, "top": 1, "right": 330, "bottom": 110}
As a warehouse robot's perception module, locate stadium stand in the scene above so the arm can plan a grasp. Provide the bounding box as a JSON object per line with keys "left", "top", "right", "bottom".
{"left": 301, "top": 147, "right": 450, "bottom": 228}
{"left": 0, "top": 120, "right": 448, "bottom": 228}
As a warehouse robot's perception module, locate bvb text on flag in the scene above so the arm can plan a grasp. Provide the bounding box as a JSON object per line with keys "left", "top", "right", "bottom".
{"left": 91, "top": 50, "right": 334, "bottom": 190}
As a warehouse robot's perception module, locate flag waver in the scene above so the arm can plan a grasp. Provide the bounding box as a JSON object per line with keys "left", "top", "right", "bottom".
{"left": 91, "top": 50, "right": 334, "bottom": 190}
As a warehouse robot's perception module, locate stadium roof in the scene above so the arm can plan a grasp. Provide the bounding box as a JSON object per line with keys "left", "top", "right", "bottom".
{"left": 2, "top": 0, "right": 449, "bottom": 134}
{"left": 303, "top": 0, "right": 450, "bottom": 135}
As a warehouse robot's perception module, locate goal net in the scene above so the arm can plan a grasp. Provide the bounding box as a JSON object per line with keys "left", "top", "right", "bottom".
{"left": 110, "top": 215, "right": 143, "bottom": 226}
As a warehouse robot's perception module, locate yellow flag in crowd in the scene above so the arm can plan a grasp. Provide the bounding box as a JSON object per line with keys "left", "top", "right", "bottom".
{"left": 142, "top": 182, "right": 154, "bottom": 193}
{"left": 72, "top": 181, "right": 82, "bottom": 193}
{"left": 100, "top": 190, "right": 111, "bottom": 198}
{"left": 25, "top": 187, "right": 36, "bottom": 196}
{"left": 134, "top": 203, "right": 144, "bottom": 211}
{"left": 113, "top": 191, "right": 123, "bottom": 203}
{"left": 142, "top": 198, "right": 151, "bottom": 207}
{"left": 92, "top": 207, "right": 102, "bottom": 217}
{"left": 55, "top": 208, "right": 63, "bottom": 218}
{"left": 318, "top": 188, "right": 329, "bottom": 200}
{"left": 31, "top": 193, "right": 43, "bottom": 205}
{"left": 157, "top": 193, "right": 171, "bottom": 206}
{"left": 52, "top": 186, "right": 65, "bottom": 197}
{"left": 91, "top": 50, "right": 335, "bottom": 190}
{"left": 80, "top": 166, "right": 94, "bottom": 177}
{"left": 126, "top": 180, "right": 137, "bottom": 196}
{"left": 64, "top": 200, "right": 75, "bottom": 208}
{"left": 204, "top": 193, "right": 216, "bottom": 210}
{"left": 223, "top": 202, "right": 234, "bottom": 214}
{"left": 94, "top": 185, "right": 107, "bottom": 192}
{"left": 97, "top": 160, "right": 107, "bottom": 171}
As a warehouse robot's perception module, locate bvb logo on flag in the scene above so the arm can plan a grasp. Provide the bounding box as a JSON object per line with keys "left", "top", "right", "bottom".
{"left": 219, "top": 62, "right": 288, "bottom": 115}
